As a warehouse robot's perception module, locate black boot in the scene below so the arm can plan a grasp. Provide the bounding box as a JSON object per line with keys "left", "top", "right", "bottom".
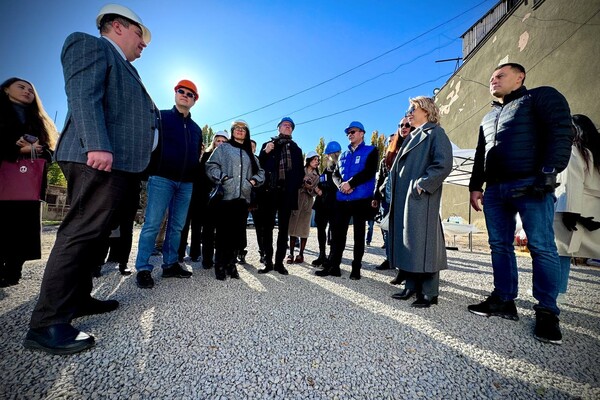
{"left": 228, "top": 263, "right": 240, "bottom": 279}
{"left": 315, "top": 261, "right": 341, "bottom": 277}
{"left": 258, "top": 261, "right": 273, "bottom": 274}
{"left": 237, "top": 250, "right": 247, "bottom": 264}
{"left": 311, "top": 253, "right": 327, "bottom": 266}
{"left": 349, "top": 263, "right": 361, "bottom": 280}
{"left": 215, "top": 264, "right": 227, "bottom": 281}
{"left": 390, "top": 269, "right": 406, "bottom": 285}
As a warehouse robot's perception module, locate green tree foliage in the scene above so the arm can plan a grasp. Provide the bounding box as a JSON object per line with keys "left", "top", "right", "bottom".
{"left": 370, "top": 130, "right": 386, "bottom": 162}
{"left": 202, "top": 124, "right": 215, "bottom": 148}
{"left": 316, "top": 137, "right": 326, "bottom": 173}
{"left": 46, "top": 162, "right": 66, "bottom": 187}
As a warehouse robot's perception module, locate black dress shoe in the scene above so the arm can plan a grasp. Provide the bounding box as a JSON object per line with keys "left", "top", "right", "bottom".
{"left": 389, "top": 270, "right": 406, "bottom": 285}
{"left": 258, "top": 264, "right": 273, "bottom": 274}
{"left": 119, "top": 264, "right": 132, "bottom": 276}
{"left": 74, "top": 298, "right": 119, "bottom": 318}
{"left": 375, "top": 260, "right": 391, "bottom": 270}
{"left": 275, "top": 264, "right": 289, "bottom": 275}
{"left": 411, "top": 295, "right": 438, "bottom": 308}
{"left": 391, "top": 288, "right": 416, "bottom": 300}
{"left": 24, "top": 323, "right": 95, "bottom": 355}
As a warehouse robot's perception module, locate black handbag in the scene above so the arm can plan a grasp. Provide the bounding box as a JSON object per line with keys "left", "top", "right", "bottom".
{"left": 208, "top": 182, "right": 224, "bottom": 206}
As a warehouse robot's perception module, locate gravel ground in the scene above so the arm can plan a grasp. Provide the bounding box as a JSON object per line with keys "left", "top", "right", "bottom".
{"left": 1, "top": 226, "right": 599, "bottom": 399}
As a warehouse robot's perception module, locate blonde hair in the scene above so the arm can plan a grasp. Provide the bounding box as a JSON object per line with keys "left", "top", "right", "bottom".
{"left": 409, "top": 96, "right": 441, "bottom": 126}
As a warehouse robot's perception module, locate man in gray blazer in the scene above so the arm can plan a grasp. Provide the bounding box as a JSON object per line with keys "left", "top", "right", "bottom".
{"left": 24, "top": 4, "right": 158, "bottom": 355}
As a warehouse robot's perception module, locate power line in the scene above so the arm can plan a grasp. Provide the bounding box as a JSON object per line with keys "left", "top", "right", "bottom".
{"left": 250, "top": 38, "right": 459, "bottom": 130}
{"left": 250, "top": 72, "right": 452, "bottom": 138}
{"left": 210, "top": 0, "right": 494, "bottom": 126}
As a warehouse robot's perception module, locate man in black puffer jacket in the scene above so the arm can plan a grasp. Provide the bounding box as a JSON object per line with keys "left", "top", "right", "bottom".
{"left": 468, "top": 63, "right": 573, "bottom": 345}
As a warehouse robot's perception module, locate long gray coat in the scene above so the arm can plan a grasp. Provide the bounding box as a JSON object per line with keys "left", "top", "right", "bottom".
{"left": 388, "top": 122, "right": 453, "bottom": 273}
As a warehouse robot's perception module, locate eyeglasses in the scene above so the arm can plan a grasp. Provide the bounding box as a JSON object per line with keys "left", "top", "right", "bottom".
{"left": 233, "top": 126, "right": 246, "bottom": 131}
{"left": 406, "top": 105, "right": 416, "bottom": 115}
{"left": 346, "top": 130, "right": 359, "bottom": 136}
{"left": 398, "top": 123, "right": 411, "bottom": 129}
{"left": 177, "top": 89, "right": 196, "bottom": 99}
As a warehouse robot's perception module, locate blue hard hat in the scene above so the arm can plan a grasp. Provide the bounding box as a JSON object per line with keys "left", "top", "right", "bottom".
{"left": 344, "top": 121, "right": 364, "bottom": 133}
{"left": 277, "top": 117, "right": 295, "bottom": 130}
{"left": 324, "top": 141, "right": 342, "bottom": 154}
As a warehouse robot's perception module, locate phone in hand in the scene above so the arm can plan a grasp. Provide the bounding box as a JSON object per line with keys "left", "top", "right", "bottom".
{"left": 23, "top": 134, "right": 38, "bottom": 144}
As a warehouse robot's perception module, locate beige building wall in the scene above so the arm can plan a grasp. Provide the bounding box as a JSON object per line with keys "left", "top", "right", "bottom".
{"left": 437, "top": 0, "right": 600, "bottom": 229}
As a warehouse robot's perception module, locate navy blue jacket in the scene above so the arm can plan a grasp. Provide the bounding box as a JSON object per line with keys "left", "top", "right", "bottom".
{"left": 469, "top": 86, "right": 573, "bottom": 191}
{"left": 148, "top": 106, "right": 202, "bottom": 182}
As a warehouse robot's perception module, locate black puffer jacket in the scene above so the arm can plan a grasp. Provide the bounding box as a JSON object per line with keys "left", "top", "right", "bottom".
{"left": 469, "top": 86, "right": 573, "bottom": 192}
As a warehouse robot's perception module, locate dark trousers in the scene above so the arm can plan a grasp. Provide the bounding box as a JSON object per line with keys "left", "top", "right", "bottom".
{"left": 214, "top": 199, "right": 248, "bottom": 266}
{"left": 30, "top": 162, "right": 137, "bottom": 328}
{"left": 314, "top": 207, "right": 332, "bottom": 256}
{"left": 405, "top": 272, "right": 440, "bottom": 297}
{"left": 251, "top": 209, "right": 264, "bottom": 255}
{"left": 256, "top": 191, "right": 293, "bottom": 266}
{"left": 201, "top": 205, "right": 217, "bottom": 266}
{"left": 178, "top": 194, "right": 204, "bottom": 261}
{"left": 107, "top": 181, "right": 141, "bottom": 265}
{"left": 329, "top": 199, "right": 371, "bottom": 268}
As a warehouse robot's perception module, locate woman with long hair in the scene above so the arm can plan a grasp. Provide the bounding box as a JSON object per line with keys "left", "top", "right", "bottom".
{"left": 206, "top": 120, "right": 264, "bottom": 280}
{"left": 287, "top": 151, "right": 320, "bottom": 264}
{"left": 0, "top": 77, "right": 58, "bottom": 287}
{"left": 554, "top": 114, "right": 600, "bottom": 298}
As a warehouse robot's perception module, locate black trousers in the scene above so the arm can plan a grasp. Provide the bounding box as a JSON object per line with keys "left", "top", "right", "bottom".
{"left": 30, "top": 162, "right": 138, "bottom": 328}
{"left": 314, "top": 207, "right": 332, "bottom": 256}
{"left": 214, "top": 199, "right": 248, "bottom": 266}
{"left": 201, "top": 204, "right": 217, "bottom": 266}
{"left": 329, "top": 199, "right": 372, "bottom": 268}
{"left": 107, "top": 181, "right": 141, "bottom": 264}
{"left": 256, "top": 190, "right": 293, "bottom": 267}
{"left": 178, "top": 193, "right": 205, "bottom": 261}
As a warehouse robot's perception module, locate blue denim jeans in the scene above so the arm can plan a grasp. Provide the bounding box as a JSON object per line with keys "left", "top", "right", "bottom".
{"left": 483, "top": 178, "right": 560, "bottom": 315}
{"left": 136, "top": 176, "right": 193, "bottom": 272}
{"left": 559, "top": 255, "right": 571, "bottom": 294}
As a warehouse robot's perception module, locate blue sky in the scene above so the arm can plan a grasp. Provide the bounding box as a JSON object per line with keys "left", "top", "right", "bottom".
{"left": 0, "top": 0, "right": 496, "bottom": 153}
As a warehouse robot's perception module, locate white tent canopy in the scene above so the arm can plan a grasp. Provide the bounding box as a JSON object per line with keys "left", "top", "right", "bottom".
{"left": 445, "top": 142, "right": 475, "bottom": 187}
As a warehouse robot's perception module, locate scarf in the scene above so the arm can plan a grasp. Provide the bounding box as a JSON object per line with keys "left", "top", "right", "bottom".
{"left": 276, "top": 135, "right": 293, "bottom": 182}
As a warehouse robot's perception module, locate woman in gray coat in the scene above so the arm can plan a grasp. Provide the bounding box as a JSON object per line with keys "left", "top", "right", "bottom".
{"left": 388, "top": 96, "right": 453, "bottom": 307}
{"left": 206, "top": 120, "right": 264, "bottom": 280}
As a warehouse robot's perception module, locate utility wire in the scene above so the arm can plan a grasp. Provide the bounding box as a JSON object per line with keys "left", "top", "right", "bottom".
{"left": 250, "top": 72, "right": 452, "bottom": 138}
{"left": 251, "top": 38, "right": 459, "bottom": 130}
{"left": 210, "top": 0, "right": 494, "bottom": 126}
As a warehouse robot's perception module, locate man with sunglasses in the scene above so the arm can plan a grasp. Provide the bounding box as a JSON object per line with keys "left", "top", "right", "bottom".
{"left": 135, "top": 80, "right": 202, "bottom": 289}
{"left": 316, "top": 121, "right": 378, "bottom": 280}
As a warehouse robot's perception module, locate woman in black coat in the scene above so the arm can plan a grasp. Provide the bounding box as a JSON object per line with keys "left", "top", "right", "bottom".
{"left": 0, "top": 77, "right": 57, "bottom": 287}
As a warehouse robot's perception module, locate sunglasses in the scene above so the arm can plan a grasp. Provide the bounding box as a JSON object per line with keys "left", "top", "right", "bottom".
{"left": 406, "top": 105, "right": 416, "bottom": 115}
{"left": 177, "top": 88, "right": 196, "bottom": 99}
{"left": 398, "top": 123, "right": 411, "bottom": 129}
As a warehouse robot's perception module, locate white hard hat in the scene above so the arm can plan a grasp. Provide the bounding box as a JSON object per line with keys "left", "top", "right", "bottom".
{"left": 96, "top": 4, "right": 151, "bottom": 44}
{"left": 215, "top": 130, "right": 229, "bottom": 140}
{"left": 305, "top": 150, "right": 319, "bottom": 160}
